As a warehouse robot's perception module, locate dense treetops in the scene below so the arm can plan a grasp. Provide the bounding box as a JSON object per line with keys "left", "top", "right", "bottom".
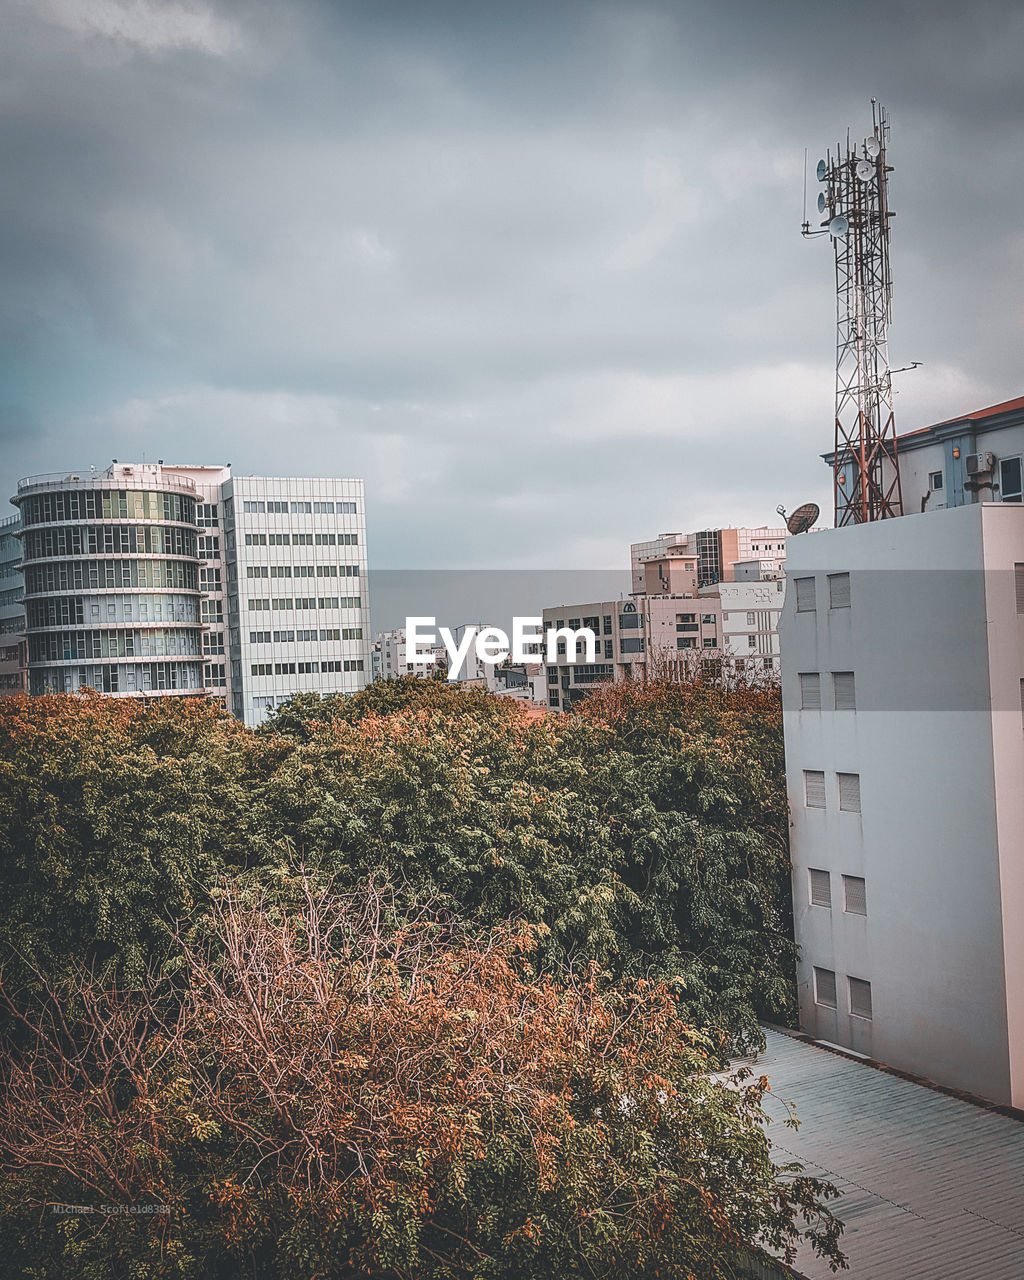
{"left": 0, "top": 679, "right": 834, "bottom": 1279}
{"left": 0, "top": 677, "right": 794, "bottom": 1048}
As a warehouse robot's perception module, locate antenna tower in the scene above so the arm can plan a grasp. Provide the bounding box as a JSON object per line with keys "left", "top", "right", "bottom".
{"left": 804, "top": 101, "right": 903, "bottom": 525}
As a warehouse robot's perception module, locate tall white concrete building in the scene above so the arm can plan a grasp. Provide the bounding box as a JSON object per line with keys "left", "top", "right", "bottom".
{"left": 11, "top": 463, "right": 370, "bottom": 727}
{"left": 780, "top": 493, "right": 1024, "bottom": 1106}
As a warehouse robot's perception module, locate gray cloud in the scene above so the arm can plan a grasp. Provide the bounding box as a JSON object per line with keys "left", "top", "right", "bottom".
{"left": 1, "top": 0, "right": 1021, "bottom": 568}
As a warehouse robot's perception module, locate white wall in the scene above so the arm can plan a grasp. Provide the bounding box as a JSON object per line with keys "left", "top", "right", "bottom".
{"left": 780, "top": 504, "right": 1021, "bottom": 1105}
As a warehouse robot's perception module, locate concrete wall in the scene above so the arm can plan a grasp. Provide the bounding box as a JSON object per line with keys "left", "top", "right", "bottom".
{"left": 780, "top": 504, "right": 1020, "bottom": 1104}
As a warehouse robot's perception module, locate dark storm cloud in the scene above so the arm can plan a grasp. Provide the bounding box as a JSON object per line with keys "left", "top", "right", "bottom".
{"left": 1, "top": 0, "right": 1022, "bottom": 567}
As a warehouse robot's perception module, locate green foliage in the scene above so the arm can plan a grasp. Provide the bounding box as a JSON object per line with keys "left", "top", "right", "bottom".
{"left": 0, "top": 677, "right": 795, "bottom": 1048}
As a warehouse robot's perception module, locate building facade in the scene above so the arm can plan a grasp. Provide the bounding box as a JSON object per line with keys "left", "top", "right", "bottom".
{"left": 631, "top": 526, "right": 790, "bottom": 593}
{"left": 828, "top": 394, "right": 1024, "bottom": 516}
{"left": 0, "top": 514, "right": 26, "bottom": 694}
{"left": 779, "top": 502, "right": 1024, "bottom": 1107}
{"left": 9, "top": 463, "right": 370, "bottom": 726}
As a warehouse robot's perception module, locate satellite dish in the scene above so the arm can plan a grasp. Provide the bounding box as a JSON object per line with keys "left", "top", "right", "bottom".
{"left": 786, "top": 503, "right": 820, "bottom": 535}
{"left": 829, "top": 215, "right": 849, "bottom": 237}
{"left": 816, "top": 159, "right": 827, "bottom": 182}
{"left": 865, "top": 137, "right": 881, "bottom": 158}
{"left": 856, "top": 160, "right": 874, "bottom": 181}
{"left": 817, "top": 191, "right": 827, "bottom": 213}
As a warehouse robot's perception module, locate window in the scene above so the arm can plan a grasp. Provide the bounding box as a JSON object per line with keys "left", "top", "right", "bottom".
{"left": 249, "top": 631, "right": 270, "bottom": 644}
{"left": 203, "top": 631, "right": 225, "bottom": 655}
{"left": 747, "top": 633, "right": 757, "bottom": 648}
{"left": 1000, "top": 456, "right": 1022, "bottom": 503}
{"left": 294, "top": 597, "right": 316, "bottom": 610}
{"left": 321, "top": 660, "right": 342, "bottom": 673}
{"left": 548, "top": 668, "right": 559, "bottom": 684}
{"left": 929, "top": 470, "right": 944, "bottom": 491}
{"left": 677, "top": 637, "right": 695, "bottom": 649}
{"left": 290, "top": 501, "right": 312, "bottom": 514}
{"left": 296, "top": 629, "right": 317, "bottom": 641}
{"left": 746, "top": 611, "right": 756, "bottom": 626}
{"left": 838, "top": 772, "right": 861, "bottom": 812}
{"left": 318, "top": 597, "right": 339, "bottom": 609}
{"left": 843, "top": 875, "right": 867, "bottom": 916}
{"left": 828, "top": 573, "right": 851, "bottom": 609}
{"left": 795, "top": 577, "right": 816, "bottom": 612}
{"left": 247, "top": 566, "right": 269, "bottom": 578}
{"left": 602, "top": 615, "right": 612, "bottom": 635}
{"left": 315, "top": 533, "right": 336, "bottom": 545}
{"left": 197, "top": 502, "right": 219, "bottom": 527}
{"left": 245, "top": 533, "right": 267, "bottom": 546}
{"left": 604, "top": 639, "right": 613, "bottom": 658}
{"left": 344, "top": 659, "right": 364, "bottom": 672}
{"left": 848, "top": 977, "right": 872, "bottom": 1020}
{"left": 809, "top": 869, "right": 831, "bottom": 908}
{"left": 249, "top": 599, "right": 271, "bottom": 612}
{"left": 341, "top": 627, "right": 362, "bottom": 640}
{"left": 804, "top": 770, "right": 826, "bottom": 808}
{"left": 813, "top": 967, "right": 837, "bottom": 1009}
{"left": 243, "top": 501, "right": 266, "bottom": 514}
{"left": 204, "top": 663, "right": 226, "bottom": 687}
{"left": 338, "top": 502, "right": 357, "bottom": 514}
{"left": 267, "top": 500, "right": 288, "bottom": 514}
{"left": 316, "top": 565, "right": 337, "bottom": 576}
{"left": 676, "top": 613, "right": 695, "bottom": 623}
{"left": 251, "top": 663, "right": 272, "bottom": 676}
{"left": 270, "top": 566, "right": 293, "bottom": 578}
{"left": 199, "top": 567, "right": 221, "bottom": 590}
{"left": 701, "top": 613, "right": 715, "bottom": 624}
{"left": 320, "top": 628, "right": 340, "bottom": 641}
{"left": 199, "top": 536, "right": 220, "bottom": 560}
{"left": 799, "top": 673, "right": 821, "bottom": 709}
{"left": 620, "top": 637, "right": 644, "bottom": 654}
{"left": 202, "top": 600, "right": 223, "bottom": 623}
{"left": 703, "top": 637, "right": 716, "bottom": 647}
{"left": 269, "top": 533, "right": 290, "bottom": 545}
{"left": 833, "top": 671, "right": 856, "bottom": 710}
{"left": 273, "top": 630, "right": 295, "bottom": 643}
{"left": 274, "top": 662, "right": 296, "bottom": 675}
{"left": 313, "top": 501, "right": 334, "bottom": 514}
{"left": 293, "top": 532, "right": 314, "bottom": 545}
{"left": 297, "top": 661, "right": 317, "bottom": 673}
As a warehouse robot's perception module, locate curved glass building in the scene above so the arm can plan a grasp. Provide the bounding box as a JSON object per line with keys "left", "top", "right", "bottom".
{"left": 14, "top": 466, "right": 205, "bottom": 696}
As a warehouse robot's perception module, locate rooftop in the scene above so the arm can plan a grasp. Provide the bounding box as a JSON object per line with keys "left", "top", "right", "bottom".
{"left": 750, "top": 1028, "right": 1024, "bottom": 1279}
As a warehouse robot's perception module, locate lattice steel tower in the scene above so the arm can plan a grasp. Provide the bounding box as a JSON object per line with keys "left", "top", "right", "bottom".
{"left": 804, "top": 101, "right": 903, "bottom": 525}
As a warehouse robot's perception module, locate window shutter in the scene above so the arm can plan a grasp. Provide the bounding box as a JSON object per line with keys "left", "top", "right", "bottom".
{"left": 838, "top": 772, "right": 861, "bottom": 812}
{"left": 833, "top": 671, "right": 856, "bottom": 710}
{"left": 804, "top": 770, "right": 826, "bottom": 808}
{"left": 800, "top": 672, "right": 822, "bottom": 709}
{"left": 828, "top": 572, "right": 851, "bottom": 608}
{"left": 843, "top": 875, "right": 867, "bottom": 915}
{"left": 849, "top": 977, "right": 873, "bottom": 1019}
{"left": 813, "top": 967, "right": 837, "bottom": 1008}
{"left": 795, "top": 577, "right": 816, "bottom": 612}
{"left": 1015, "top": 564, "right": 1024, "bottom": 614}
{"left": 809, "top": 868, "right": 832, "bottom": 907}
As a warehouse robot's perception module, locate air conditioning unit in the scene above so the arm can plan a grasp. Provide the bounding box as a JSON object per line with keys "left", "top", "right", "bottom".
{"left": 965, "top": 451, "right": 995, "bottom": 476}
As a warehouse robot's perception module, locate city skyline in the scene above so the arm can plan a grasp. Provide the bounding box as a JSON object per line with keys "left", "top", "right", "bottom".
{"left": 3, "top": 1, "right": 1024, "bottom": 570}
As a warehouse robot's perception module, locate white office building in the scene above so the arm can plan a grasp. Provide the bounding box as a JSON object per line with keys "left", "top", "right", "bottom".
{"left": 11, "top": 463, "right": 371, "bottom": 727}
{"left": 780, "top": 496, "right": 1024, "bottom": 1106}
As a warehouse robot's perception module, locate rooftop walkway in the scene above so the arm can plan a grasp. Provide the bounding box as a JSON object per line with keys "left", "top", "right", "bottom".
{"left": 753, "top": 1028, "right": 1024, "bottom": 1279}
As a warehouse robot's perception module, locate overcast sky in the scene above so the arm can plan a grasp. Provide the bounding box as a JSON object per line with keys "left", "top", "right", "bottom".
{"left": 2, "top": 0, "right": 1022, "bottom": 568}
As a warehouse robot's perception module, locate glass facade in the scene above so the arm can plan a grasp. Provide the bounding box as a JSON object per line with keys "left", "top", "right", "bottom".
{"left": 16, "top": 479, "right": 204, "bottom": 697}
